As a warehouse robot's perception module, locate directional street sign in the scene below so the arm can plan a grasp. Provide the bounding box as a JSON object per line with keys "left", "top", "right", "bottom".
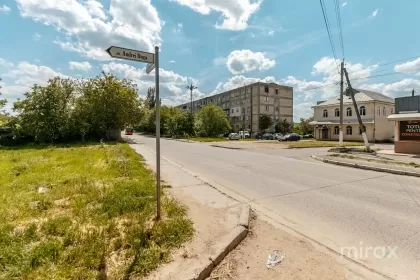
{"left": 146, "top": 63, "right": 155, "bottom": 74}
{"left": 106, "top": 46, "right": 155, "bottom": 63}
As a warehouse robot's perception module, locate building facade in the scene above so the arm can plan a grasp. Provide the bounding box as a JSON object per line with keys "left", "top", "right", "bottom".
{"left": 177, "top": 82, "right": 293, "bottom": 133}
{"left": 310, "top": 89, "right": 395, "bottom": 142}
{"left": 388, "top": 93, "right": 420, "bottom": 154}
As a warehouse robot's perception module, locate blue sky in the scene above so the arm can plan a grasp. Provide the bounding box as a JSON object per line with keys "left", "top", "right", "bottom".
{"left": 1, "top": 0, "right": 420, "bottom": 121}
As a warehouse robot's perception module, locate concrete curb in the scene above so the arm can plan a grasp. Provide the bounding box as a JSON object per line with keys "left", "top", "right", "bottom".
{"left": 192, "top": 204, "right": 251, "bottom": 280}
{"left": 312, "top": 155, "right": 420, "bottom": 178}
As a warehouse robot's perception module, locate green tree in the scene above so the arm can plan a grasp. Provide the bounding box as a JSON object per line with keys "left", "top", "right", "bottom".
{"left": 166, "top": 109, "right": 195, "bottom": 138}
{"left": 259, "top": 115, "right": 273, "bottom": 131}
{"left": 299, "top": 117, "right": 314, "bottom": 135}
{"left": 13, "top": 77, "right": 77, "bottom": 142}
{"left": 275, "top": 118, "right": 292, "bottom": 134}
{"left": 76, "top": 72, "right": 141, "bottom": 140}
{"left": 195, "top": 105, "right": 231, "bottom": 137}
{"left": 145, "top": 87, "right": 156, "bottom": 109}
{"left": 0, "top": 79, "right": 6, "bottom": 113}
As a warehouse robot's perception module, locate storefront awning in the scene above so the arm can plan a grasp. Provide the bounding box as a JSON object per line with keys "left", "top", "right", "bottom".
{"left": 387, "top": 113, "right": 420, "bottom": 121}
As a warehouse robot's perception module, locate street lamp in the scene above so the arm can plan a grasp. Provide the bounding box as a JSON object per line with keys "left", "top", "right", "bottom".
{"left": 186, "top": 82, "right": 198, "bottom": 114}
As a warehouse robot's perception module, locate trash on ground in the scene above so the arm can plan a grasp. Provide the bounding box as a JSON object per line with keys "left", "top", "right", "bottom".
{"left": 266, "top": 250, "right": 285, "bottom": 269}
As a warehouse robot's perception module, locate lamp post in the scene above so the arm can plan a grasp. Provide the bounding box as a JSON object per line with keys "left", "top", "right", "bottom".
{"left": 186, "top": 82, "right": 198, "bottom": 114}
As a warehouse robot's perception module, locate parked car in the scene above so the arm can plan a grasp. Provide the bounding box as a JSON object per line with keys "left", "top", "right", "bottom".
{"left": 262, "top": 133, "right": 275, "bottom": 140}
{"left": 279, "top": 133, "right": 301, "bottom": 141}
{"left": 303, "top": 134, "right": 314, "bottom": 139}
{"left": 238, "top": 131, "right": 250, "bottom": 139}
{"left": 125, "top": 127, "right": 133, "bottom": 135}
{"left": 273, "top": 133, "right": 283, "bottom": 140}
{"left": 228, "top": 133, "right": 240, "bottom": 140}
{"left": 254, "top": 132, "right": 264, "bottom": 140}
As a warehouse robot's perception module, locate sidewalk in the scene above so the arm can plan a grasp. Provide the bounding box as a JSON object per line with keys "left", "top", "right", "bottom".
{"left": 313, "top": 152, "right": 420, "bottom": 177}
{"left": 128, "top": 141, "right": 248, "bottom": 280}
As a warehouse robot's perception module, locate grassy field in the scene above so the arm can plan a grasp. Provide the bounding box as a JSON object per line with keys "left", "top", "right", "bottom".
{"left": 0, "top": 142, "right": 193, "bottom": 279}
{"left": 287, "top": 140, "right": 364, "bottom": 149}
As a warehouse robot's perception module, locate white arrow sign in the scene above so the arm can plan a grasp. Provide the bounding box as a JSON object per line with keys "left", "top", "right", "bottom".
{"left": 106, "top": 46, "right": 154, "bottom": 63}
{"left": 146, "top": 63, "right": 155, "bottom": 74}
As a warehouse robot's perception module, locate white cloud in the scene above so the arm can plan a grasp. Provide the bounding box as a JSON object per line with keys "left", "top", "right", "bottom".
{"left": 394, "top": 58, "right": 420, "bottom": 74}
{"left": 0, "top": 58, "right": 14, "bottom": 67}
{"left": 83, "top": 0, "right": 107, "bottom": 20}
{"left": 169, "top": 60, "right": 176, "bottom": 63}
{"left": 226, "top": 50, "right": 276, "bottom": 74}
{"left": 169, "top": 0, "right": 263, "bottom": 31}
{"left": 16, "top": 0, "right": 162, "bottom": 60}
{"left": 281, "top": 76, "right": 325, "bottom": 101}
{"left": 213, "top": 57, "right": 227, "bottom": 66}
{"left": 369, "top": 9, "right": 379, "bottom": 19}
{"left": 69, "top": 61, "right": 92, "bottom": 72}
{"left": 101, "top": 62, "right": 206, "bottom": 105}
{"left": 342, "top": 2, "right": 347, "bottom": 7}
{"left": 0, "top": 5, "right": 11, "bottom": 14}
{"left": 174, "top": 22, "right": 183, "bottom": 33}
{"left": 268, "top": 30, "right": 274, "bottom": 36}
{"left": 361, "top": 79, "right": 420, "bottom": 98}
{"left": 294, "top": 102, "right": 315, "bottom": 121}
{"left": 210, "top": 75, "right": 278, "bottom": 94}
{"left": 33, "top": 33, "right": 41, "bottom": 41}
{"left": 1, "top": 62, "right": 68, "bottom": 103}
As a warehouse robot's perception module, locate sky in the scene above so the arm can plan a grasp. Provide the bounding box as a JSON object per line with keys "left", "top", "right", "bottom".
{"left": 1, "top": 0, "right": 420, "bottom": 122}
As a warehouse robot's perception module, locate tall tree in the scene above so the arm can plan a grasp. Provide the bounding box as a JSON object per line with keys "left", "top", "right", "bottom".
{"left": 259, "top": 115, "right": 273, "bottom": 132}
{"left": 195, "top": 105, "right": 231, "bottom": 137}
{"left": 13, "top": 77, "right": 76, "bottom": 142}
{"left": 299, "top": 117, "right": 314, "bottom": 135}
{"left": 76, "top": 72, "right": 141, "bottom": 140}
{"left": 0, "top": 79, "right": 6, "bottom": 113}
{"left": 275, "top": 118, "right": 292, "bottom": 134}
{"left": 145, "top": 87, "right": 156, "bottom": 109}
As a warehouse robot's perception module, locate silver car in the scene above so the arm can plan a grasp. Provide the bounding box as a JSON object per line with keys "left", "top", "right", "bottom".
{"left": 228, "top": 133, "right": 240, "bottom": 140}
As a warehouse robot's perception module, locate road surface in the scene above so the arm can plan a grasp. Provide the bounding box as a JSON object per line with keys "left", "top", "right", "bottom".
{"left": 131, "top": 134, "right": 420, "bottom": 279}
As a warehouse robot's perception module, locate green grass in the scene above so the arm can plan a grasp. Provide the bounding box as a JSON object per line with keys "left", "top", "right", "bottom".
{"left": 328, "top": 153, "right": 420, "bottom": 168}
{"left": 0, "top": 142, "right": 193, "bottom": 279}
{"left": 287, "top": 140, "right": 364, "bottom": 149}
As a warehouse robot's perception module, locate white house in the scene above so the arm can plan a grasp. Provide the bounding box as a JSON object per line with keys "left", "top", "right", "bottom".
{"left": 310, "top": 89, "right": 395, "bottom": 142}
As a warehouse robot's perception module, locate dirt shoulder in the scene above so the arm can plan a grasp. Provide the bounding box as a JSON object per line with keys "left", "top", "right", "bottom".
{"left": 209, "top": 214, "right": 376, "bottom": 280}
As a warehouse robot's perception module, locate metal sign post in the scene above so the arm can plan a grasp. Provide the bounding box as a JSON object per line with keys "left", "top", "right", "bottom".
{"left": 106, "top": 45, "right": 161, "bottom": 220}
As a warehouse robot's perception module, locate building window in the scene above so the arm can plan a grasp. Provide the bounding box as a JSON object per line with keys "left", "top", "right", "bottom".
{"left": 210, "top": 99, "right": 213, "bottom": 103}
{"left": 391, "top": 108, "right": 394, "bottom": 114}
{"left": 275, "top": 107, "right": 279, "bottom": 112}
{"left": 335, "top": 108, "right": 340, "bottom": 117}
{"left": 264, "top": 86, "right": 269, "bottom": 93}
{"left": 359, "top": 127, "right": 363, "bottom": 135}
{"left": 265, "top": 105, "right": 269, "bottom": 111}
{"left": 334, "top": 126, "right": 339, "bottom": 135}
{"left": 236, "top": 108, "right": 239, "bottom": 112}
{"left": 231, "top": 109, "right": 234, "bottom": 113}
{"left": 377, "top": 107, "right": 381, "bottom": 116}
{"left": 346, "top": 126, "right": 352, "bottom": 135}
{"left": 323, "top": 109, "right": 328, "bottom": 118}
{"left": 248, "top": 125, "right": 251, "bottom": 129}
{"left": 275, "top": 89, "right": 279, "bottom": 95}
{"left": 346, "top": 107, "right": 352, "bottom": 117}
{"left": 360, "top": 106, "right": 366, "bottom": 116}
{"left": 383, "top": 107, "right": 386, "bottom": 116}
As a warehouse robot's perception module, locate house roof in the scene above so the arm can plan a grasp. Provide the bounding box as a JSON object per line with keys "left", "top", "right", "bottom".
{"left": 314, "top": 89, "right": 394, "bottom": 107}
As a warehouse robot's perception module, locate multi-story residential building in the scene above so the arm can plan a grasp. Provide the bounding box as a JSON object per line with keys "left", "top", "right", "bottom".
{"left": 310, "top": 89, "right": 395, "bottom": 142}
{"left": 177, "top": 82, "right": 293, "bottom": 133}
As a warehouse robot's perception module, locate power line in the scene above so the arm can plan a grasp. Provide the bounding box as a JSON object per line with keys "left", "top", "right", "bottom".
{"left": 334, "top": 0, "right": 345, "bottom": 58}
{"left": 319, "top": 0, "right": 340, "bottom": 74}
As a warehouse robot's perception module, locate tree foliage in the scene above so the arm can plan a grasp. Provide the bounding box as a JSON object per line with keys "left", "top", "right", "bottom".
{"left": 298, "top": 117, "right": 314, "bottom": 135}
{"left": 275, "top": 118, "right": 292, "bottom": 134}
{"left": 259, "top": 115, "right": 273, "bottom": 131}
{"left": 195, "top": 105, "right": 231, "bottom": 137}
{"left": 145, "top": 87, "right": 156, "bottom": 109}
{"left": 0, "top": 79, "right": 7, "bottom": 113}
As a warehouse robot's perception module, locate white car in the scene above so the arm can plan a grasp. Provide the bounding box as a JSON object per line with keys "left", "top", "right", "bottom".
{"left": 228, "top": 133, "right": 240, "bottom": 140}
{"left": 238, "top": 131, "right": 250, "bottom": 138}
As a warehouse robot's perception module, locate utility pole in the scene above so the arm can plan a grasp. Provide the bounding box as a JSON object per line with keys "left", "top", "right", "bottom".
{"left": 186, "top": 81, "right": 197, "bottom": 114}
{"left": 339, "top": 60, "right": 344, "bottom": 146}
{"left": 343, "top": 67, "right": 370, "bottom": 150}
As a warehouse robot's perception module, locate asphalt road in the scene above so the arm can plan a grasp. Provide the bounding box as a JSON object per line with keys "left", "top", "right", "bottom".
{"left": 131, "top": 134, "right": 420, "bottom": 279}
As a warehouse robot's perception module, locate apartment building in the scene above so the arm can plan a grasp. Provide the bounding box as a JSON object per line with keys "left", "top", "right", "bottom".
{"left": 177, "top": 82, "right": 293, "bottom": 133}
{"left": 310, "top": 89, "right": 395, "bottom": 142}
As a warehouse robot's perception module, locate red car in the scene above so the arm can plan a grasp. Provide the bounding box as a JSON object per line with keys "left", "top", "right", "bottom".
{"left": 125, "top": 128, "right": 133, "bottom": 135}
